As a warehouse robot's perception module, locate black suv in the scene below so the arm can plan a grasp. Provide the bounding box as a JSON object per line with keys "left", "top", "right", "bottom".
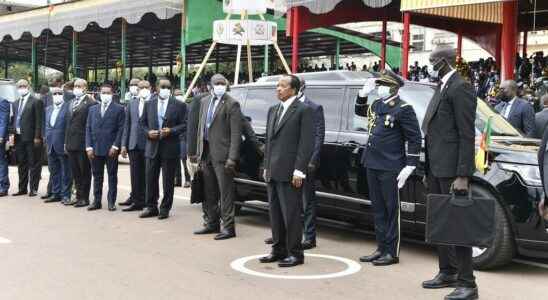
{"left": 230, "top": 71, "right": 548, "bottom": 270}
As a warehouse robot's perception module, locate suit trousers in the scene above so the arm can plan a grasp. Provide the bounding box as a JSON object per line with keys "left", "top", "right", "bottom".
{"left": 0, "top": 144, "right": 10, "bottom": 192}
{"left": 91, "top": 156, "right": 118, "bottom": 205}
{"left": 68, "top": 150, "right": 91, "bottom": 202}
{"left": 201, "top": 147, "right": 236, "bottom": 231}
{"left": 175, "top": 158, "right": 191, "bottom": 183}
{"left": 366, "top": 168, "right": 400, "bottom": 257}
{"left": 267, "top": 180, "right": 304, "bottom": 259}
{"left": 15, "top": 138, "right": 42, "bottom": 192}
{"left": 145, "top": 155, "right": 177, "bottom": 213}
{"left": 129, "top": 150, "right": 146, "bottom": 207}
{"left": 302, "top": 171, "right": 317, "bottom": 242}
{"left": 48, "top": 152, "right": 72, "bottom": 199}
{"left": 427, "top": 174, "right": 476, "bottom": 288}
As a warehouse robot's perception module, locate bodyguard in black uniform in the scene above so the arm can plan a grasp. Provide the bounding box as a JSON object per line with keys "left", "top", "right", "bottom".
{"left": 355, "top": 70, "right": 421, "bottom": 266}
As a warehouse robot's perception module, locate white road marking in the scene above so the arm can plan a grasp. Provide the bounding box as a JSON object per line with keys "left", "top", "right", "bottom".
{"left": 230, "top": 253, "right": 362, "bottom": 280}
{"left": 0, "top": 237, "right": 12, "bottom": 244}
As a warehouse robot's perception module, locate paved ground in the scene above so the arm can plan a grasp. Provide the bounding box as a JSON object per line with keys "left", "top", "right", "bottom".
{"left": 0, "top": 165, "right": 546, "bottom": 300}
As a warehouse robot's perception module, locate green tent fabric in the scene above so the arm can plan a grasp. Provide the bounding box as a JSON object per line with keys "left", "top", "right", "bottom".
{"left": 186, "top": 0, "right": 401, "bottom": 68}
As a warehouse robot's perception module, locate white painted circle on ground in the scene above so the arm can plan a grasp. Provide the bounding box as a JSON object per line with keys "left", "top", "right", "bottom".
{"left": 0, "top": 237, "right": 12, "bottom": 244}
{"left": 230, "top": 253, "right": 362, "bottom": 280}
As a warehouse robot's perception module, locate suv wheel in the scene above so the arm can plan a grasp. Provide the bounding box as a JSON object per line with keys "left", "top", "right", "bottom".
{"left": 472, "top": 186, "right": 515, "bottom": 270}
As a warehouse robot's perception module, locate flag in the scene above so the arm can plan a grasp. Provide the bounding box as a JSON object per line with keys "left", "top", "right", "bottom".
{"left": 475, "top": 117, "right": 492, "bottom": 174}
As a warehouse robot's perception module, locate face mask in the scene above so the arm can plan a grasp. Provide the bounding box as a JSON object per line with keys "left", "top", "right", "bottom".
{"left": 139, "top": 89, "right": 151, "bottom": 100}
{"left": 159, "top": 88, "right": 171, "bottom": 100}
{"left": 17, "top": 88, "right": 29, "bottom": 97}
{"left": 73, "top": 88, "right": 84, "bottom": 97}
{"left": 175, "top": 96, "right": 184, "bottom": 102}
{"left": 428, "top": 58, "right": 445, "bottom": 80}
{"left": 213, "top": 85, "right": 227, "bottom": 97}
{"left": 129, "top": 86, "right": 139, "bottom": 96}
{"left": 377, "top": 85, "right": 392, "bottom": 98}
{"left": 53, "top": 95, "right": 64, "bottom": 105}
{"left": 101, "top": 94, "right": 113, "bottom": 104}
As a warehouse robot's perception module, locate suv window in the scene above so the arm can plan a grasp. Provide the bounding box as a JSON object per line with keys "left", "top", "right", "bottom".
{"left": 243, "top": 88, "right": 278, "bottom": 131}
{"left": 228, "top": 87, "right": 247, "bottom": 106}
{"left": 0, "top": 83, "right": 17, "bottom": 102}
{"left": 347, "top": 88, "right": 381, "bottom": 132}
{"left": 304, "top": 87, "right": 344, "bottom": 131}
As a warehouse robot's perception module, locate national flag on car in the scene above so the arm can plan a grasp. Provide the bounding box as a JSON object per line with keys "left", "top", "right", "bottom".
{"left": 475, "top": 117, "right": 492, "bottom": 174}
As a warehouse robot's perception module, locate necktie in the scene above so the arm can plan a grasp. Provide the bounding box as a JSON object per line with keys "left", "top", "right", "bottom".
{"left": 158, "top": 100, "right": 166, "bottom": 128}
{"left": 16, "top": 98, "right": 24, "bottom": 132}
{"left": 73, "top": 98, "right": 80, "bottom": 112}
{"left": 274, "top": 104, "right": 283, "bottom": 129}
{"left": 101, "top": 103, "right": 107, "bottom": 117}
{"left": 205, "top": 97, "right": 218, "bottom": 139}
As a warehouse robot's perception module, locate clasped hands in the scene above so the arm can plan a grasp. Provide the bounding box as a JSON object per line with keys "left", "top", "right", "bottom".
{"left": 148, "top": 128, "right": 171, "bottom": 140}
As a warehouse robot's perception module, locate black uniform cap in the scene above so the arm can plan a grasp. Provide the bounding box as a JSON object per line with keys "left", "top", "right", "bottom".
{"left": 375, "top": 69, "right": 405, "bottom": 88}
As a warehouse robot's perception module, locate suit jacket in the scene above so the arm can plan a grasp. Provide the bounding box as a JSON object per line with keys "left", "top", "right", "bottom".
{"left": 121, "top": 98, "right": 147, "bottom": 151}
{"left": 42, "top": 94, "right": 53, "bottom": 108}
{"left": 495, "top": 98, "right": 535, "bottom": 137}
{"left": 0, "top": 98, "right": 10, "bottom": 140}
{"left": 179, "top": 101, "right": 189, "bottom": 159}
{"left": 140, "top": 95, "right": 187, "bottom": 159}
{"left": 539, "top": 128, "right": 548, "bottom": 199}
{"left": 65, "top": 95, "right": 97, "bottom": 151}
{"left": 301, "top": 95, "right": 325, "bottom": 167}
{"left": 534, "top": 108, "right": 548, "bottom": 139}
{"left": 422, "top": 72, "right": 477, "bottom": 178}
{"left": 186, "top": 94, "right": 207, "bottom": 158}
{"left": 12, "top": 94, "right": 44, "bottom": 142}
{"left": 264, "top": 99, "right": 314, "bottom": 182}
{"left": 85, "top": 102, "right": 125, "bottom": 157}
{"left": 45, "top": 103, "right": 69, "bottom": 155}
{"left": 196, "top": 93, "right": 242, "bottom": 163}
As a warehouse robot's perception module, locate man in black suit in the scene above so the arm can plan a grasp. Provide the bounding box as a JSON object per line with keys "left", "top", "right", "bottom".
{"left": 120, "top": 80, "right": 150, "bottom": 211}
{"left": 537, "top": 124, "right": 548, "bottom": 224}
{"left": 191, "top": 74, "right": 242, "bottom": 240}
{"left": 65, "top": 79, "right": 96, "bottom": 207}
{"left": 139, "top": 78, "right": 187, "bottom": 220}
{"left": 421, "top": 47, "right": 478, "bottom": 300}
{"left": 12, "top": 79, "right": 44, "bottom": 197}
{"left": 534, "top": 95, "right": 548, "bottom": 138}
{"left": 259, "top": 75, "right": 314, "bottom": 268}
{"left": 495, "top": 80, "right": 535, "bottom": 137}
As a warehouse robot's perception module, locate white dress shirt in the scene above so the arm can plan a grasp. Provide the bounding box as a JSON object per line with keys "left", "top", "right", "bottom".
{"left": 138, "top": 97, "right": 146, "bottom": 118}
{"left": 50, "top": 103, "right": 62, "bottom": 127}
{"left": 503, "top": 97, "right": 516, "bottom": 119}
{"left": 16, "top": 93, "right": 30, "bottom": 134}
{"left": 276, "top": 95, "right": 306, "bottom": 179}
{"left": 440, "top": 69, "right": 457, "bottom": 91}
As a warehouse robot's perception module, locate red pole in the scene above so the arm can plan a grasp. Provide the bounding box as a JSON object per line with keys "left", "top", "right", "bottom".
{"left": 291, "top": 7, "right": 300, "bottom": 74}
{"left": 380, "top": 19, "right": 387, "bottom": 70}
{"left": 501, "top": 0, "right": 518, "bottom": 81}
{"left": 401, "top": 12, "right": 410, "bottom": 79}
{"left": 522, "top": 31, "right": 528, "bottom": 58}
{"left": 457, "top": 32, "right": 463, "bottom": 59}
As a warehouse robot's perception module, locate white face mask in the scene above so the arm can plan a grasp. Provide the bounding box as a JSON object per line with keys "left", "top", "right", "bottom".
{"left": 159, "top": 88, "right": 171, "bottom": 100}
{"left": 129, "top": 86, "right": 139, "bottom": 96}
{"left": 17, "top": 88, "right": 29, "bottom": 97}
{"left": 175, "top": 96, "right": 184, "bottom": 102}
{"left": 139, "top": 89, "right": 151, "bottom": 100}
{"left": 53, "top": 95, "right": 64, "bottom": 105}
{"left": 101, "top": 94, "right": 113, "bottom": 104}
{"left": 213, "top": 85, "right": 227, "bottom": 97}
{"left": 73, "top": 88, "right": 84, "bottom": 97}
{"left": 377, "top": 85, "right": 392, "bottom": 98}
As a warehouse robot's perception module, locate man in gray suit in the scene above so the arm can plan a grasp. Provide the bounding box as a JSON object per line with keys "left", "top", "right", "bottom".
{"left": 534, "top": 95, "right": 548, "bottom": 139}
{"left": 259, "top": 75, "right": 314, "bottom": 268}
{"left": 495, "top": 80, "right": 535, "bottom": 137}
{"left": 191, "top": 74, "right": 242, "bottom": 240}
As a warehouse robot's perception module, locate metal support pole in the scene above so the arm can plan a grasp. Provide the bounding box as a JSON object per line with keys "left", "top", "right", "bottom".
{"left": 31, "top": 38, "right": 38, "bottom": 89}
{"left": 335, "top": 38, "right": 340, "bottom": 70}
{"left": 522, "top": 31, "right": 528, "bottom": 58}
{"left": 501, "top": 0, "right": 518, "bottom": 81}
{"left": 401, "top": 12, "right": 410, "bottom": 79}
{"left": 264, "top": 45, "right": 269, "bottom": 75}
{"left": 94, "top": 57, "right": 98, "bottom": 83}
{"left": 457, "top": 31, "right": 463, "bottom": 59}
{"left": 180, "top": 0, "right": 187, "bottom": 91}
{"left": 183, "top": 42, "right": 218, "bottom": 101}
{"left": 121, "top": 19, "right": 128, "bottom": 102}
{"left": 380, "top": 19, "right": 387, "bottom": 70}
{"left": 291, "top": 7, "right": 300, "bottom": 73}
{"left": 235, "top": 44, "right": 242, "bottom": 85}
{"left": 3, "top": 46, "right": 8, "bottom": 78}
{"left": 72, "top": 31, "right": 78, "bottom": 79}
{"left": 148, "top": 33, "right": 153, "bottom": 83}
{"left": 105, "top": 31, "right": 110, "bottom": 82}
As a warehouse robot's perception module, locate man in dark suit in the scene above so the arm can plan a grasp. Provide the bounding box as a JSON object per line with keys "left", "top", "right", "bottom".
{"left": 139, "top": 78, "right": 187, "bottom": 220}
{"left": 191, "top": 75, "right": 242, "bottom": 240}
{"left": 120, "top": 80, "right": 150, "bottom": 211}
{"left": 85, "top": 84, "right": 125, "bottom": 211}
{"left": 421, "top": 47, "right": 478, "bottom": 300}
{"left": 44, "top": 87, "right": 72, "bottom": 204}
{"left": 537, "top": 125, "right": 548, "bottom": 224}
{"left": 534, "top": 95, "right": 548, "bottom": 139}
{"left": 259, "top": 75, "right": 314, "bottom": 268}
{"left": 0, "top": 96, "right": 10, "bottom": 197}
{"left": 12, "top": 79, "right": 44, "bottom": 197}
{"left": 65, "top": 79, "right": 96, "bottom": 207}
{"left": 495, "top": 80, "right": 535, "bottom": 137}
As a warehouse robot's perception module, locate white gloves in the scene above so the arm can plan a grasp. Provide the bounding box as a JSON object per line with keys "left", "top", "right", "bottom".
{"left": 397, "top": 166, "right": 416, "bottom": 189}
{"left": 359, "top": 78, "right": 377, "bottom": 97}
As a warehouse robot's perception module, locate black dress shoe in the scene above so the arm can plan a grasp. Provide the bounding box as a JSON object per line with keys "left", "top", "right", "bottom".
{"left": 108, "top": 204, "right": 116, "bottom": 211}
{"left": 74, "top": 200, "right": 90, "bottom": 208}
{"left": 445, "top": 287, "right": 479, "bottom": 300}
{"left": 359, "top": 250, "right": 383, "bottom": 263}
{"left": 0, "top": 191, "right": 8, "bottom": 197}
{"left": 67, "top": 199, "right": 79, "bottom": 206}
{"left": 193, "top": 226, "right": 220, "bottom": 235}
{"left": 119, "top": 198, "right": 133, "bottom": 206}
{"left": 264, "top": 237, "right": 273, "bottom": 244}
{"left": 139, "top": 208, "right": 159, "bottom": 218}
{"left": 302, "top": 240, "right": 316, "bottom": 250}
{"left": 12, "top": 191, "right": 27, "bottom": 196}
{"left": 278, "top": 256, "right": 304, "bottom": 267}
{"left": 214, "top": 229, "right": 236, "bottom": 240}
{"left": 158, "top": 211, "right": 169, "bottom": 219}
{"left": 259, "top": 253, "right": 287, "bottom": 263}
{"left": 372, "top": 253, "right": 399, "bottom": 266}
{"left": 28, "top": 191, "right": 37, "bottom": 197}
{"left": 41, "top": 194, "right": 52, "bottom": 200}
{"left": 183, "top": 182, "right": 191, "bottom": 188}
{"left": 122, "top": 204, "right": 144, "bottom": 212}
{"left": 44, "top": 197, "right": 62, "bottom": 203}
{"left": 87, "top": 203, "right": 102, "bottom": 211}
{"left": 422, "top": 273, "right": 459, "bottom": 289}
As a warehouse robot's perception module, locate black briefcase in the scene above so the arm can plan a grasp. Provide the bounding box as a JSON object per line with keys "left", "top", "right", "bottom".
{"left": 190, "top": 169, "right": 204, "bottom": 204}
{"left": 426, "top": 191, "right": 495, "bottom": 248}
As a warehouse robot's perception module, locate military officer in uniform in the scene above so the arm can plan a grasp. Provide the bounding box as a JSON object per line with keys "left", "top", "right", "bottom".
{"left": 355, "top": 70, "right": 422, "bottom": 266}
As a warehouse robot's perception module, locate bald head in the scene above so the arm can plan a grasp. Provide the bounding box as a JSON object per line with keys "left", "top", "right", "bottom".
{"left": 500, "top": 80, "right": 518, "bottom": 95}
{"left": 430, "top": 46, "right": 457, "bottom": 66}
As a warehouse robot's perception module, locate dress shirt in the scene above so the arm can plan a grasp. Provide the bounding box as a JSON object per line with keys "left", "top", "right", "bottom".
{"left": 440, "top": 69, "right": 457, "bottom": 91}
{"left": 157, "top": 97, "right": 168, "bottom": 128}
{"left": 503, "top": 97, "right": 516, "bottom": 119}
{"left": 50, "top": 103, "right": 62, "bottom": 127}
{"left": 16, "top": 93, "right": 30, "bottom": 134}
